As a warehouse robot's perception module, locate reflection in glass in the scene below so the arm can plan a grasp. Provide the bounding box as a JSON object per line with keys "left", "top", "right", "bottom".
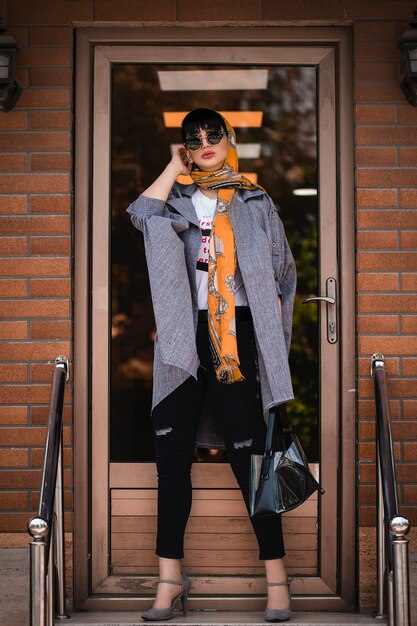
{"left": 110, "top": 64, "right": 318, "bottom": 463}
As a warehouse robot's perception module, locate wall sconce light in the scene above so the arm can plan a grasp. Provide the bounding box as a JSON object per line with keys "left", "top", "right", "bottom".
{"left": 0, "top": 28, "right": 23, "bottom": 112}
{"left": 397, "top": 7, "right": 417, "bottom": 106}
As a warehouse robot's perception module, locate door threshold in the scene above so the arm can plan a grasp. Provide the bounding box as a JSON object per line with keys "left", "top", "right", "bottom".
{"left": 67, "top": 611, "right": 380, "bottom": 625}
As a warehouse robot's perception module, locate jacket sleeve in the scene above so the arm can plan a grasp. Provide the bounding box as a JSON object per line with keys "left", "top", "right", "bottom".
{"left": 268, "top": 198, "right": 297, "bottom": 354}
{"left": 126, "top": 194, "right": 189, "bottom": 234}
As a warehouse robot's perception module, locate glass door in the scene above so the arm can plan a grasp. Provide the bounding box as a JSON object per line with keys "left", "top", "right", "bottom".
{"left": 87, "top": 40, "right": 349, "bottom": 610}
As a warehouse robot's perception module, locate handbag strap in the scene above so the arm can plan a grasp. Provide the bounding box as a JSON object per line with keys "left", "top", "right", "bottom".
{"left": 264, "top": 404, "right": 292, "bottom": 456}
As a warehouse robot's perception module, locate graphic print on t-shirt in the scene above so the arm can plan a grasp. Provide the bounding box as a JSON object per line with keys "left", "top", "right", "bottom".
{"left": 197, "top": 214, "right": 213, "bottom": 273}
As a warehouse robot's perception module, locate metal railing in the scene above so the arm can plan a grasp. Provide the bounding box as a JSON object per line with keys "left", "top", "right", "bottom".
{"left": 27, "top": 355, "right": 70, "bottom": 626}
{"left": 371, "top": 353, "right": 410, "bottom": 626}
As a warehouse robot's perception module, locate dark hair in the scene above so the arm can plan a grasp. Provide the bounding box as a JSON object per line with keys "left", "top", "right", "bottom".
{"left": 181, "top": 108, "right": 227, "bottom": 143}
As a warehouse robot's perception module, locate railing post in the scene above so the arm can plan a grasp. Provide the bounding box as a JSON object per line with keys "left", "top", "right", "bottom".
{"left": 28, "top": 517, "right": 49, "bottom": 626}
{"left": 390, "top": 516, "right": 411, "bottom": 626}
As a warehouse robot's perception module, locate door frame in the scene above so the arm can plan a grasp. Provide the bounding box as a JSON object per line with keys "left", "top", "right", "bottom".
{"left": 74, "top": 25, "right": 355, "bottom": 611}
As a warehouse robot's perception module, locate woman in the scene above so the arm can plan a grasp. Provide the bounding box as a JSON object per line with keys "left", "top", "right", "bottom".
{"left": 127, "top": 108, "right": 296, "bottom": 623}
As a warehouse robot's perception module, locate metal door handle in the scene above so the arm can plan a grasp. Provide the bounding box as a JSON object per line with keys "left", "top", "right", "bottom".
{"left": 303, "top": 296, "right": 335, "bottom": 305}
{"left": 302, "top": 278, "right": 337, "bottom": 344}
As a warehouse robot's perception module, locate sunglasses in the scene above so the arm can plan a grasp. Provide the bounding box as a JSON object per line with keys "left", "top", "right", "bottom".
{"left": 184, "top": 130, "right": 225, "bottom": 151}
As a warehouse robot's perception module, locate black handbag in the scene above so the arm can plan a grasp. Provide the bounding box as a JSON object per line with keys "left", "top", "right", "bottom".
{"left": 250, "top": 404, "right": 324, "bottom": 517}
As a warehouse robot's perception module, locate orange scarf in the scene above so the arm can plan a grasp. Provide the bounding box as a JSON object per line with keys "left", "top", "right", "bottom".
{"left": 190, "top": 115, "right": 265, "bottom": 383}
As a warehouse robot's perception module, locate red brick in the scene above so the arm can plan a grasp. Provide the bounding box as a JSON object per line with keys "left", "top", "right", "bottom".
{"left": 402, "top": 316, "right": 417, "bottom": 334}
{"left": 358, "top": 210, "right": 417, "bottom": 229}
{"left": 0, "top": 342, "right": 70, "bottom": 361}
{"left": 0, "top": 386, "right": 50, "bottom": 404}
{"left": 356, "top": 190, "right": 397, "bottom": 209}
{"left": 0, "top": 426, "right": 71, "bottom": 446}
{"left": 359, "top": 463, "right": 375, "bottom": 483}
{"left": 16, "top": 89, "right": 70, "bottom": 109}
{"left": 358, "top": 253, "right": 417, "bottom": 271}
{"left": 403, "top": 400, "right": 417, "bottom": 419}
{"left": 0, "top": 322, "right": 28, "bottom": 340}
{"left": 400, "top": 189, "right": 417, "bottom": 208}
{"left": 355, "top": 64, "right": 399, "bottom": 83}
{"left": 0, "top": 492, "right": 29, "bottom": 509}
{"left": 0, "top": 215, "right": 70, "bottom": 235}
{"left": 31, "top": 363, "right": 66, "bottom": 382}
{"left": 19, "top": 47, "right": 70, "bottom": 68}
{"left": 357, "top": 315, "right": 399, "bottom": 334}
{"left": 0, "top": 237, "right": 28, "bottom": 255}
{"left": 355, "top": 43, "right": 401, "bottom": 63}
{"left": 0, "top": 112, "right": 27, "bottom": 130}
{"left": 358, "top": 485, "right": 376, "bottom": 506}
{"left": 399, "top": 147, "right": 417, "bottom": 166}
{"left": 0, "top": 364, "right": 28, "bottom": 382}
{"left": 402, "top": 274, "right": 417, "bottom": 291}
{"left": 360, "top": 335, "right": 417, "bottom": 356}
{"left": 263, "top": 0, "right": 342, "bottom": 19}
{"left": 0, "top": 133, "right": 69, "bottom": 151}
{"left": 359, "top": 507, "right": 376, "bottom": 527}
{"left": 30, "top": 68, "right": 72, "bottom": 87}
{"left": 400, "top": 231, "right": 417, "bottom": 250}
{"left": 0, "top": 299, "right": 70, "bottom": 318}
{"left": 9, "top": 0, "right": 91, "bottom": 24}
{"left": 0, "top": 174, "right": 70, "bottom": 193}
{"left": 7, "top": 27, "right": 28, "bottom": 45}
{"left": 30, "top": 236, "right": 71, "bottom": 255}
{"left": 28, "top": 26, "right": 72, "bottom": 45}
{"left": 355, "top": 104, "right": 397, "bottom": 124}
{"left": 30, "top": 154, "right": 71, "bottom": 172}
{"left": 395, "top": 463, "right": 417, "bottom": 482}
{"left": 403, "top": 486, "right": 417, "bottom": 505}
{"left": 357, "top": 126, "right": 417, "bottom": 145}
{"left": 180, "top": 0, "right": 257, "bottom": 20}
{"left": 30, "top": 320, "right": 71, "bottom": 340}
{"left": 399, "top": 106, "right": 417, "bottom": 124}
{"left": 0, "top": 449, "right": 28, "bottom": 467}
{"left": 403, "top": 443, "right": 417, "bottom": 462}
{"left": 357, "top": 168, "right": 417, "bottom": 188}
{"left": 357, "top": 232, "right": 398, "bottom": 250}
{"left": 0, "top": 154, "right": 28, "bottom": 172}
{"left": 0, "top": 470, "right": 41, "bottom": 488}
{"left": 359, "top": 442, "right": 376, "bottom": 462}
{"left": 31, "top": 405, "right": 72, "bottom": 426}
{"left": 403, "top": 358, "right": 417, "bottom": 376}
{"left": 392, "top": 422, "right": 417, "bottom": 440}
{"left": 358, "top": 400, "right": 400, "bottom": 421}
{"left": 354, "top": 22, "right": 398, "bottom": 41}
{"left": 356, "top": 83, "right": 403, "bottom": 104}
{"left": 0, "top": 280, "right": 27, "bottom": 298}
{"left": 30, "top": 279, "right": 71, "bottom": 297}
{"left": 0, "top": 406, "right": 28, "bottom": 425}
{"left": 30, "top": 195, "right": 70, "bottom": 213}
{"left": 0, "top": 258, "right": 70, "bottom": 277}
{"left": 0, "top": 195, "right": 28, "bottom": 214}
{"left": 355, "top": 147, "right": 397, "bottom": 166}
{"left": 95, "top": 0, "right": 176, "bottom": 19}
{"left": 29, "top": 111, "right": 71, "bottom": 130}
{"left": 347, "top": 0, "right": 417, "bottom": 20}
{"left": 15, "top": 68, "right": 28, "bottom": 88}
{"left": 357, "top": 272, "right": 398, "bottom": 291}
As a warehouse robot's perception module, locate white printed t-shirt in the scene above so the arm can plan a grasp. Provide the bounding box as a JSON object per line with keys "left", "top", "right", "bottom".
{"left": 191, "top": 188, "right": 248, "bottom": 310}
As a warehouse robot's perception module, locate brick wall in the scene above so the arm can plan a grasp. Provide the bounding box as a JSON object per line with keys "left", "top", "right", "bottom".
{"left": 0, "top": 0, "right": 416, "bottom": 610}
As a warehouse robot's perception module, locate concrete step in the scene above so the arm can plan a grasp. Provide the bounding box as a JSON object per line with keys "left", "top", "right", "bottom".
{"left": 65, "top": 611, "right": 380, "bottom": 625}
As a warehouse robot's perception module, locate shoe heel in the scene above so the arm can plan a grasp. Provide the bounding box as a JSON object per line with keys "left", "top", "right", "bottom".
{"left": 180, "top": 593, "right": 187, "bottom": 616}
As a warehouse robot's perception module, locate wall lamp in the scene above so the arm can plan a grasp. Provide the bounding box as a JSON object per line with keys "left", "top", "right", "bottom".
{"left": 397, "top": 7, "right": 417, "bottom": 106}
{"left": 0, "top": 29, "right": 23, "bottom": 112}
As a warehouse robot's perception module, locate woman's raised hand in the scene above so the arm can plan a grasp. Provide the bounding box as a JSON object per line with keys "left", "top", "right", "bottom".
{"left": 170, "top": 145, "right": 193, "bottom": 177}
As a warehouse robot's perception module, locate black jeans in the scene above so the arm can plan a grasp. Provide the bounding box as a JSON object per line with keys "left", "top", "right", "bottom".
{"left": 151, "top": 306, "right": 285, "bottom": 561}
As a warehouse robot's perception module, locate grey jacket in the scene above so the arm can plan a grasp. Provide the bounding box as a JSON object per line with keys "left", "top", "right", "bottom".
{"left": 127, "top": 182, "right": 296, "bottom": 449}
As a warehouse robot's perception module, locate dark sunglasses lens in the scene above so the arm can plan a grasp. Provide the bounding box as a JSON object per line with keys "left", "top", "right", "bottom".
{"left": 207, "top": 132, "right": 223, "bottom": 145}
{"left": 185, "top": 137, "right": 202, "bottom": 151}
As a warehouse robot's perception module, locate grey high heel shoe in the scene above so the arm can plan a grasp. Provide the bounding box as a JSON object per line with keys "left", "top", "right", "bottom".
{"left": 264, "top": 580, "right": 291, "bottom": 623}
{"left": 141, "top": 573, "right": 191, "bottom": 621}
